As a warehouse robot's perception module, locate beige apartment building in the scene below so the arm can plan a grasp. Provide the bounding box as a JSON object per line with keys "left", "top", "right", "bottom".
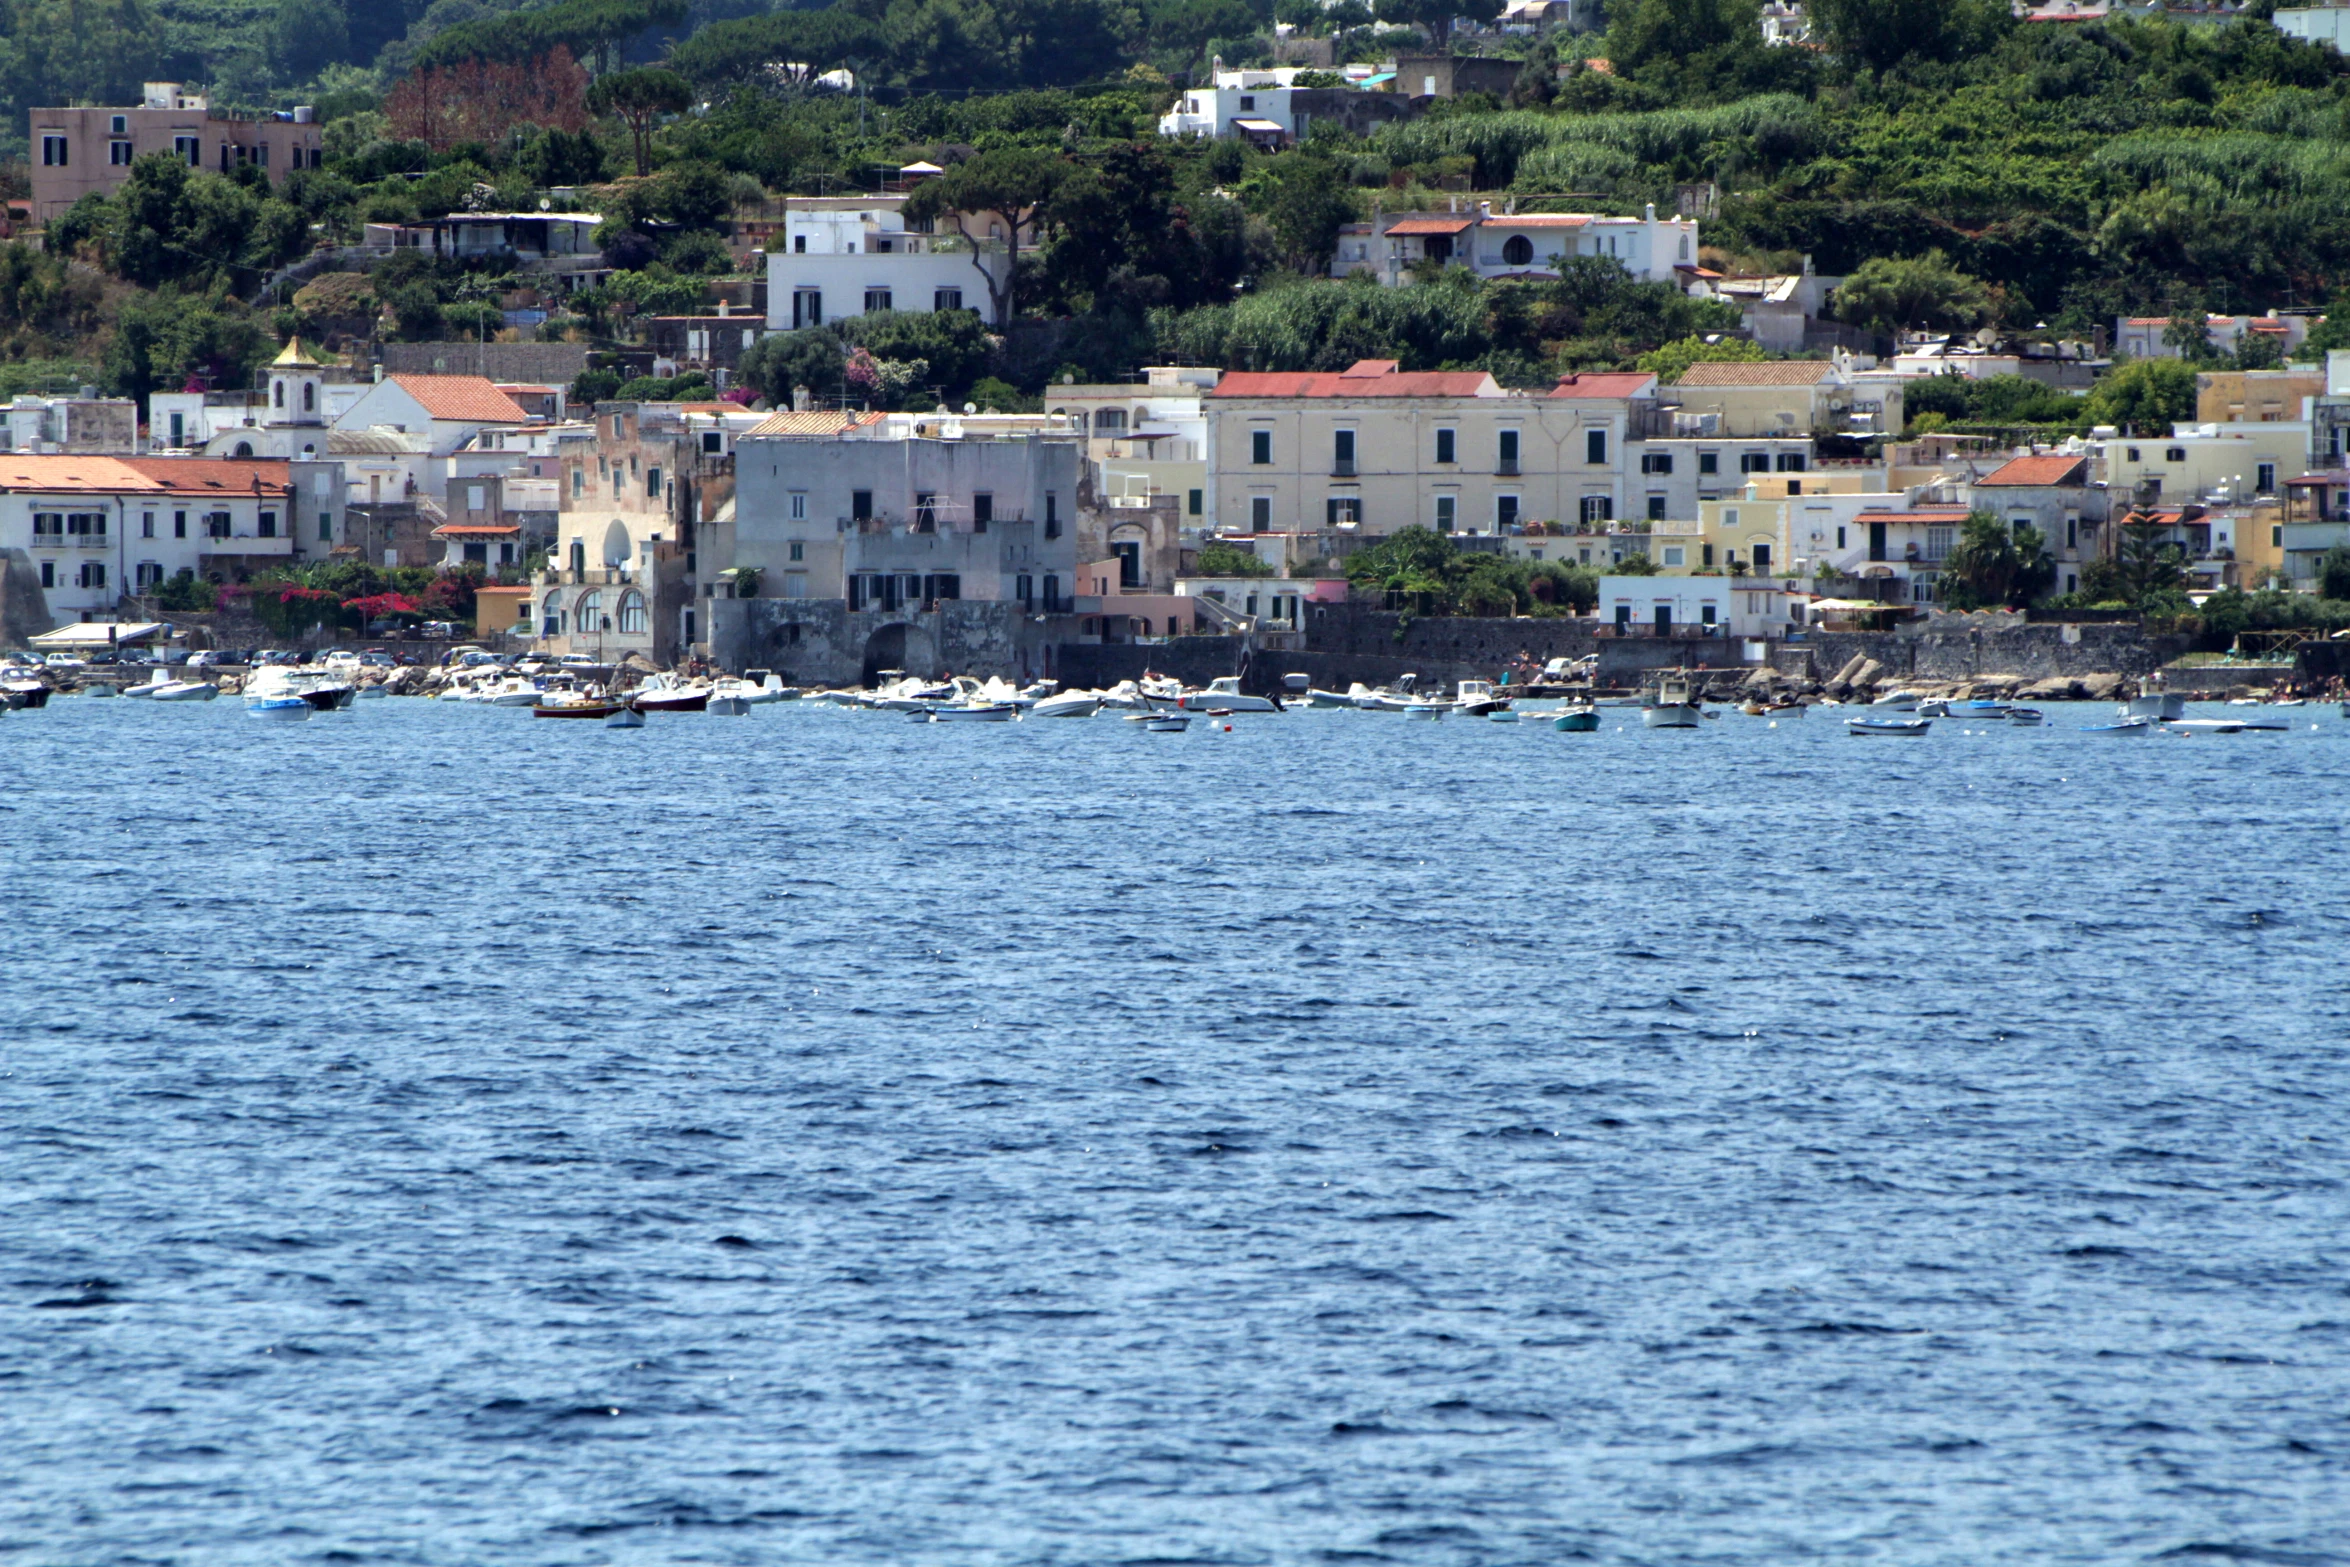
{"left": 30, "top": 83, "right": 323, "bottom": 221}
{"left": 1207, "top": 362, "right": 1664, "bottom": 535}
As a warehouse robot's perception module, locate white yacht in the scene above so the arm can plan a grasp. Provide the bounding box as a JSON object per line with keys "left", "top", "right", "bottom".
{"left": 1452, "top": 679, "right": 1510, "bottom": 716}
{"left": 1031, "top": 689, "right": 1103, "bottom": 719}
{"left": 1175, "top": 676, "right": 1280, "bottom": 713}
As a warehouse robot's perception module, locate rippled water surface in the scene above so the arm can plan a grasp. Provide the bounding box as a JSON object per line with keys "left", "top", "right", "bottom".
{"left": 4, "top": 694, "right": 2348, "bottom": 1566}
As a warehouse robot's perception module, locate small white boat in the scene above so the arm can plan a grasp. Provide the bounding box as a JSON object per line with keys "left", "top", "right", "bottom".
{"left": 1304, "top": 687, "right": 1357, "bottom": 708}
{"left": 2006, "top": 707, "right": 2044, "bottom": 726}
{"left": 1403, "top": 701, "right": 1448, "bottom": 719}
{"left": 2231, "top": 712, "right": 2292, "bottom": 732}
{"left": 1350, "top": 674, "right": 1421, "bottom": 712}
{"left": 2125, "top": 693, "right": 2187, "bottom": 722}
{"left": 151, "top": 680, "right": 219, "bottom": 702}
{"left": 2162, "top": 718, "right": 2247, "bottom": 735}
{"left": 1176, "top": 676, "right": 1280, "bottom": 713}
{"left": 707, "top": 694, "right": 752, "bottom": 716}
{"left": 923, "top": 702, "right": 1017, "bottom": 722}
{"left": 605, "top": 705, "right": 645, "bottom": 729}
{"left": 1136, "top": 712, "right": 1191, "bottom": 732}
{"left": 1870, "top": 690, "right": 1921, "bottom": 713}
{"left": 1453, "top": 679, "right": 1511, "bottom": 717}
{"left": 2081, "top": 716, "right": 2152, "bottom": 735}
{"left": 2270, "top": 697, "right": 2307, "bottom": 708}
{"left": 245, "top": 696, "right": 312, "bottom": 721}
{"left": 1917, "top": 698, "right": 1951, "bottom": 718}
{"left": 123, "top": 674, "right": 176, "bottom": 699}
{"left": 1642, "top": 674, "right": 1703, "bottom": 729}
{"left": 1847, "top": 716, "right": 1932, "bottom": 737}
{"left": 83, "top": 682, "right": 117, "bottom": 698}
{"left": 717, "top": 670, "right": 794, "bottom": 705}
{"left": 1487, "top": 708, "right": 1522, "bottom": 722}
{"left": 1030, "top": 689, "right": 1103, "bottom": 719}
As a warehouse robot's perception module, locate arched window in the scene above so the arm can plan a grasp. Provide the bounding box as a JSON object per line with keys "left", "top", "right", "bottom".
{"left": 577, "top": 590, "right": 604, "bottom": 632}
{"left": 302, "top": 381, "right": 315, "bottom": 412}
{"left": 273, "top": 381, "right": 284, "bottom": 408}
{"left": 616, "top": 590, "right": 646, "bottom": 634}
{"left": 1503, "top": 235, "right": 1533, "bottom": 267}
{"left": 542, "top": 592, "right": 564, "bottom": 636}
{"left": 232, "top": 441, "right": 253, "bottom": 459}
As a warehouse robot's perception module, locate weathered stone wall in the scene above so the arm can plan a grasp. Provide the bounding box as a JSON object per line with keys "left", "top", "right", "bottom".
{"left": 0, "top": 549, "right": 56, "bottom": 646}
{"left": 1786, "top": 620, "right": 2190, "bottom": 683}
{"left": 711, "top": 596, "right": 1072, "bottom": 686}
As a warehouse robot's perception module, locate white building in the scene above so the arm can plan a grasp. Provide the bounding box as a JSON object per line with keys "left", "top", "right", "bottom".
{"left": 1159, "top": 67, "right": 1311, "bottom": 141}
{"left": 1043, "top": 367, "right": 1218, "bottom": 523}
{"left": 1333, "top": 203, "right": 1698, "bottom": 287}
{"left": 331, "top": 374, "right": 534, "bottom": 457}
{"left": 0, "top": 394, "right": 139, "bottom": 454}
{"left": 2274, "top": 6, "right": 2350, "bottom": 52}
{"left": 2113, "top": 313, "right": 2311, "bottom": 362}
{"left": 764, "top": 196, "right": 1008, "bottom": 329}
{"left": 1597, "top": 573, "right": 1806, "bottom": 639}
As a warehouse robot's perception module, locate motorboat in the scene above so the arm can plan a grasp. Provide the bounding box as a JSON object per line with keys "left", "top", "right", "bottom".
{"left": 124, "top": 673, "right": 176, "bottom": 698}
{"left": 2230, "top": 711, "right": 2292, "bottom": 732}
{"left": 1453, "top": 679, "right": 1511, "bottom": 717}
{"left": 2081, "top": 716, "right": 2152, "bottom": 735}
{"left": 1642, "top": 674, "right": 1703, "bottom": 729}
{"left": 2006, "top": 707, "right": 2044, "bottom": 726}
{"left": 2123, "top": 693, "right": 2186, "bottom": 722}
{"left": 1553, "top": 706, "right": 1599, "bottom": 732}
{"left": 1487, "top": 708, "right": 1522, "bottom": 722}
{"left": 83, "top": 682, "right": 118, "bottom": 697}
{"left": 2270, "top": 697, "right": 2307, "bottom": 708}
{"left": 1138, "top": 675, "right": 1186, "bottom": 708}
{"left": 1176, "top": 676, "right": 1280, "bottom": 713}
{"left": 1870, "top": 690, "right": 1922, "bottom": 713}
{"left": 810, "top": 688, "right": 864, "bottom": 705}
{"left": 923, "top": 702, "right": 1017, "bottom": 722}
{"left": 1402, "top": 700, "right": 1448, "bottom": 719}
{"left": 707, "top": 694, "right": 752, "bottom": 716}
{"left": 2162, "top": 718, "right": 2247, "bottom": 735}
{"left": 150, "top": 680, "right": 219, "bottom": 702}
{"left": 1031, "top": 689, "right": 1103, "bottom": 719}
{"left": 1, "top": 679, "right": 50, "bottom": 709}
{"left": 1847, "top": 716, "right": 1932, "bottom": 737}
{"left": 248, "top": 666, "right": 352, "bottom": 711}
{"left": 631, "top": 674, "right": 711, "bottom": 713}
{"left": 720, "top": 669, "right": 796, "bottom": 704}
{"left": 1350, "top": 674, "right": 1421, "bottom": 712}
{"left": 245, "top": 696, "right": 312, "bottom": 721}
{"left": 1917, "top": 698, "right": 1950, "bottom": 718}
{"left": 1950, "top": 699, "right": 2011, "bottom": 720}
{"left": 605, "top": 706, "right": 645, "bottom": 729}
{"left": 1097, "top": 680, "right": 1149, "bottom": 711}
{"left": 1131, "top": 712, "right": 1190, "bottom": 732}
{"left": 475, "top": 678, "right": 543, "bottom": 708}
{"left": 534, "top": 697, "right": 627, "bottom": 719}
{"left": 356, "top": 684, "right": 387, "bottom": 699}
{"left": 1303, "top": 687, "right": 1357, "bottom": 707}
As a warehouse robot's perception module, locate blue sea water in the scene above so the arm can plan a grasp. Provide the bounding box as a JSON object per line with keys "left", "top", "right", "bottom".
{"left": 2, "top": 693, "right": 2347, "bottom": 1566}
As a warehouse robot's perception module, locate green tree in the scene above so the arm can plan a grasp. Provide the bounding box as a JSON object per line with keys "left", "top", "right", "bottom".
{"left": 1938, "top": 510, "right": 2052, "bottom": 609}
{"left": 905, "top": 148, "right": 1073, "bottom": 323}
{"left": 269, "top": 0, "right": 350, "bottom": 79}
{"left": 1831, "top": 251, "right": 1993, "bottom": 338}
{"left": 521, "top": 127, "right": 609, "bottom": 187}
{"left": 737, "top": 327, "right": 846, "bottom": 406}
{"left": 1195, "top": 540, "right": 1275, "bottom": 577}
{"left": 2084, "top": 357, "right": 2197, "bottom": 435}
{"left": 1373, "top": 0, "right": 1503, "bottom": 50}
{"left": 2319, "top": 544, "right": 2350, "bottom": 601}
{"left": 1635, "top": 335, "right": 1765, "bottom": 384}
{"left": 1807, "top": 0, "right": 2011, "bottom": 72}
{"left": 103, "top": 289, "right": 269, "bottom": 412}
{"left": 587, "top": 66, "right": 692, "bottom": 178}
{"left": 2114, "top": 518, "right": 2188, "bottom": 605}
{"left": 1260, "top": 156, "right": 1357, "bottom": 276}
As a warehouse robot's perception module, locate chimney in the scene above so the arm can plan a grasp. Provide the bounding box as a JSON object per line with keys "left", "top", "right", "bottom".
{"left": 1645, "top": 202, "right": 1656, "bottom": 221}
{"left": 793, "top": 384, "right": 810, "bottom": 412}
{"left": 1478, "top": 200, "right": 1491, "bottom": 220}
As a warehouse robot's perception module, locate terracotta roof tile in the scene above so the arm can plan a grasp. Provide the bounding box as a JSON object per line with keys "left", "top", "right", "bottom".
{"left": 1213, "top": 367, "right": 1499, "bottom": 399}
{"left": 1383, "top": 218, "right": 1475, "bottom": 236}
{"left": 1549, "top": 372, "right": 1658, "bottom": 399}
{"left": 1675, "top": 360, "right": 1838, "bottom": 386}
{"left": 1978, "top": 454, "right": 2087, "bottom": 487}
{"left": 387, "top": 374, "right": 530, "bottom": 423}
{"left": 744, "top": 410, "right": 890, "bottom": 436}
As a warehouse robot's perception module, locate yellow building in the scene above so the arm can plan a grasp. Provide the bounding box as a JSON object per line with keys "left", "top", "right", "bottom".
{"left": 2194, "top": 369, "right": 2324, "bottom": 426}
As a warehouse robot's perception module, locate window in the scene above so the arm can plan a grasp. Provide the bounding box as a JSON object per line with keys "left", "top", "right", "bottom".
{"left": 318, "top": 513, "right": 332, "bottom": 543}
{"left": 2165, "top": 447, "right": 2185, "bottom": 463}
{"left": 1775, "top": 452, "right": 1806, "bottom": 472}
{"left": 543, "top": 593, "right": 564, "bottom": 635}
{"left": 1662, "top": 546, "right": 1685, "bottom": 567}
{"left": 2258, "top": 462, "right": 2276, "bottom": 493}
{"left": 79, "top": 561, "right": 105, "bottom": 589}
{"left": 1435, "top": 427, "right": 1456, "bottom": 465}
{"left": 1647, "top": 495, "right": 1667, "bottom": 521}
{"left": 39, "top": 560, "right": 52, "bottom": 588}
{"left": 1046, "top": 492, "right": 1060, "bottom": 538}
{"left": 110, "top": 140, "right": 133, "bottom": 166}
{"left": 1641, "top": 452, "right": 1673, "bottom": 475}
{"left": 1017, "top": 573, "right": 1034, "bottom": 610}
{"left": 616, "top": 591, "right": 647, "bottom": 634}
{"left": 1926, "top": 525, "right": 1955, "bottom": 561}
{"left": 1498, "top": 429, "right": 1520, "bottom": 474}
{"left": 1702, "top": 544, "right": 1714, "bottom": 567}
{"left": 1586, "top": 429, "right": 1608, "bottom": 465}
{"left": 571, "top": 468, "right": 583, "bottom": 496}
{"left": 1434, "top": 495, "right": 1455, "bottom": 533}
{"left": 646, "top": 467, "right": 662, "bottom": 498}
{"left": 174, "top": 510, "right": 187, "bottom": 538}
{"left": 934, "top": 288, "right": 962, "bottom": 312}
{"left": 174, "top": 135, "right": 198, "bottom": 166}
{"left": 208, "top": 511, "right": 230, "bottom": 539}
{"left": 1502, "top": 235, "right": 1533, "bottom": 266}
{"left": 915, "top": 492, "right": 936, "bottom": 532}
{"left": 1326, "top": 496, "right": 1362, "bottom": 526}
{"left": 792, "top": 289, "right": 822, "bottom": 328}
{"left": 1239, "top": 94, "right": 1255, "bottom": 109}
{"left": 577, "top": 590, "right": 604, "bottom": 631}
{"left": 1786, "top": 480, "right": 1801, "bottom": 496}
{"left": 794, "top": 234, "right": 807, "bottom": 254}
{"left": 1250, "top": 496, "right": 1272, "bottom": 532}
{"left": 111, "top": 114, "right": 126, "bottom": 134}
{"left": 972, "top": 492, "right": 992, "bottom": 532}
{"left": 255, "top": 143, "right": 267, "bottom": 169}
{"left": 1699, "top": 452, "right": 1718, "bottom": 476}
{"left": 1333, "top": 429, "right": 1355, "bottom": 475}
{"left": 303, "top": 382, "right": 314, "bottom": 413}
{"left": 1187, "top": 488, "right": 1202, "bottom": 516}
{"left": 1739, "top": 453, "right": 1770, "bottom": 474}
{"left": 1752, "top": 543, "right": 1771, "bottom": 570}
{"left": 1042, "top": 574, "right": 1061, "bottom": 612}
{"left": 136, "top": 562, "right": 162, "bottom": 588}
{"left": 141, "top": 512, "right": 155, "bottom": 539}
{"left": 1496, "top": 495, "right": 1520, "bottom": 530}
{"left": 851, "top": 489, "right": 872, "bottom": 521}
{"left": 466, "top": 484, "right": 485, "bottom": 512}
{"left": 1579, "top": 496, "right": 1613, "bottom": 524}
{"left": 789, "top": 541, "right": 804, "bottom": 561}
{"left": 39, "top": 133, "right": 66, "bottom": 166}
{"left": 258, "top": 510, "right": 277, "bottom": 538}
{"left": 1094, "top": 408, "right": 1127, "bottom": 433}
{"left": 2125, "top": 446, "right": 2141, "bottom": 463}
{"left": 1251, "top": 429, "right": 1272, "bottom": 465}
{"left": 1837, "top": 525, "right": 1846, "bottom": 549}
{"left": 864, "top": 288, "right": 893, "bottom": 313}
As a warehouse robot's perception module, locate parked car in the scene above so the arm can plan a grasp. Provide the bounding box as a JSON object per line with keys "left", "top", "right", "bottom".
{"left": 43, "top": 652, "right": 86, "bottom": 669}
{"left": 185, "top": 650, "right": 224, "bottom": 669}
{"left": 359, "top": 651, "right": 395, "bottom": 668}
{"left": 417, "top": 620, "right": 455, "bottom": 639}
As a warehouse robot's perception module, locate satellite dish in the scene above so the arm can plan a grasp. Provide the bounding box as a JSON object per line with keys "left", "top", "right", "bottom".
{"left": 963, "top": 402, "right": 976, "bottom": 414}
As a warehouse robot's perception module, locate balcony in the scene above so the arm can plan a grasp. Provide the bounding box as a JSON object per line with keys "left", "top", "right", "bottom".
{"left": 31, "top": 532, "right": 110, "bottom": 549}
{"left": 1331, "top": 459, "right": 1356, "bottom": 477}
{"left": 198, "top": 534, "right": 294, "bottom": 557}
{"left": 1495, "top": 459, "right": 1520, "bottom": 477}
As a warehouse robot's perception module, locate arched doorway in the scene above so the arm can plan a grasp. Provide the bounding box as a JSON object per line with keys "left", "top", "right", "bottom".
{"left": 861, "top": 621, "right": 938, "bottom": 684}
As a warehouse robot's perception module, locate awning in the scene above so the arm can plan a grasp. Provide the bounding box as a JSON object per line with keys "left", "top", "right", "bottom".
{"left": 1232, "top": 118, "right": 1285, "bottom": 133}
{"left": 1809, "top": 598, "right": 1892, "bottom": 612}
{"left": 1384, "top": 218, "right": 1475, "bottom": 237}
{"left": 29, "top": 621, "right": 171, "bottom": 646}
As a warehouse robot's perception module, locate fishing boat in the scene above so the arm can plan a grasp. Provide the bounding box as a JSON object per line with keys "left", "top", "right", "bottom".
{"left": 2081, "top": 716, "right": 2152, "bottom": 735}
{"left": 533, "top": 696, "right": 626, "bottom": 719}
{"left": 2005, "top": 707, "right": 2044, "bottom": 726}
{"left": 1139, "top": 712, "right": 1191, "bottom": 732}
{"left": 1553, "top": 706, "right": 1599, "bottom": 732}
{"left": 245, "top": 696, "right": 312, "bottom": 721}
{"left": 1917, "top": 698, "right": 1951, "bottom": 717}
{"left": 1642, "top": 673, "right": 1703, "bottom": 728}
{"left": 1175, "top": 676, "right": 1280, "bottom": 713}
{"left": 1030, "top": 689, "right": 1103, "bottom": 719}
{"left": 605, "top": 705, "right": 645, "bottom": 729}
{"left": 1846, "top": 715, "right": 1932, "bottom": 737}
{"left": 1452, "top": 679, "right": 1511, "bottom": 717}
{"left": 2124, "top": 693, "right": 2186, "bottom": 722}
